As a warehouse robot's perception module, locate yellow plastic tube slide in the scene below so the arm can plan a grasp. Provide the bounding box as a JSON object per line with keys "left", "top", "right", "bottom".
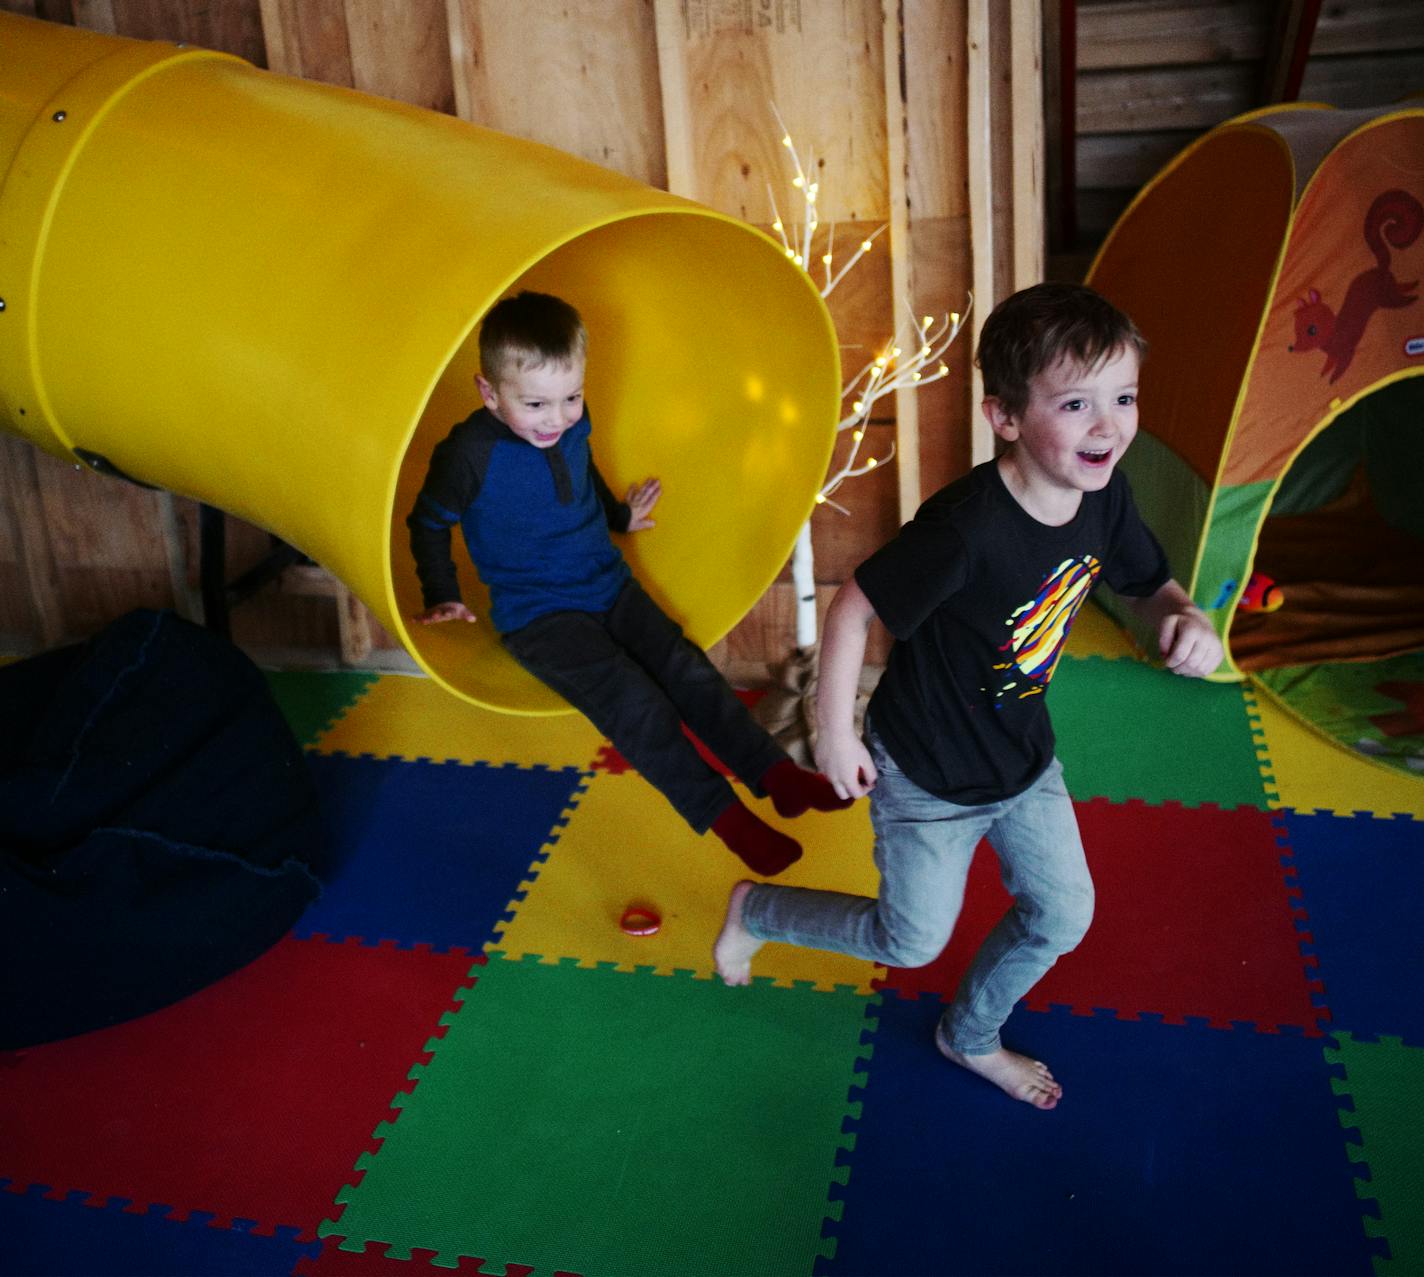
{"left": 0, "top": 13, "right": 840, "bottom": 712}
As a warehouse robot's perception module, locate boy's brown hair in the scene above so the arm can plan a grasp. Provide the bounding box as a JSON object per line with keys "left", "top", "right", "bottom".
{"left": 478, "top": 290, "right": 587, "bottom": 385}
{"left": 976, "top": 283, "right": 1147, "bottom": 419}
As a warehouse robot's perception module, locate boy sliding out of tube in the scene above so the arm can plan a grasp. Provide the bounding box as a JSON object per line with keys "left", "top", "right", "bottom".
{"left": 715, "top": 284, "right": 1223, "bottom": 1109}
{"left": 407, "top": 291, "right": 848, "bottom": 876}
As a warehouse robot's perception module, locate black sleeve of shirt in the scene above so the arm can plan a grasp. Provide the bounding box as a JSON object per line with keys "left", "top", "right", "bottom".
{"left": 854, "top": 503, "right": 970, "bottom": 640}
{"left": 1101, "top": 471, "right": 1171, "bottom": 598}
{"left": 406, "top": 420, "right": 486, "bottom": 608}
{"left": 592, "top": 461, "right": 632, "bottom": 533}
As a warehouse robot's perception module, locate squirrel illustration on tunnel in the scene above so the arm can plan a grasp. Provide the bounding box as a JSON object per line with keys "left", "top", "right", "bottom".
{"left": 1290, "top": 188, "right": 1422, "bottom": 383}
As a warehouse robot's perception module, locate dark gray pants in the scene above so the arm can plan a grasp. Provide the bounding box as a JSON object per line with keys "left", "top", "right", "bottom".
{"left": 502, "top": 580, "right": 787, "bottom": 832}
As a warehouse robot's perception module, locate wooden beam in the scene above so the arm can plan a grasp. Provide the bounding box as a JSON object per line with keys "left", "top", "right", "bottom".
{"left": 1057, "top": 0, "right": 1080, "bottom": 252}
{"left": 256, "top": 0, "right": 295, "bottom": 76}
{"left": 651, "top": 0, "right": 697, "bottom": 198}
{"left": 445, "top": 0, "right": 487, "bottom": 122}
{"left": 883, "top": 0, "right": 920, "bottom": 522}
{"left": 1043, "top": 0, "right": 1063, "bottom": 253}
{"left": 966, "top": 0, "right": 995, "bottom": 466}
{"left": 337, "top": 590, "right": 375, "bottom": 665}
{"left": 155, "top": 491, "right": 201, "bottom": 622}
{"left": 1011, "top": 0, "right": 1045, "bottom": 291}
{"left": 1262, "top": 0, "right": 1322, "bottom": 105}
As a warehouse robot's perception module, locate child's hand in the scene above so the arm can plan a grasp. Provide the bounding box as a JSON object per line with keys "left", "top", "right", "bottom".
{"left": 416, "top": 601, "right": 477, "bottom": 625}
{"left": 1158, "top": 606, "right": 1222, "bottom": 678}
{"left": 814, "top": 731, "right": 877, "bottom": 800}
{"left": 626, "top": 477, "right": 661, "bottom": 532}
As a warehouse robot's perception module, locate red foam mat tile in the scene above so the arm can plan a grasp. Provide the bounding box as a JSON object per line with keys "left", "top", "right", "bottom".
{"left": 0, "top": 937, "right": 481, "bottom": 1238}
{"left": 876, "top": 800, "right": 1326, "bottom": 1034}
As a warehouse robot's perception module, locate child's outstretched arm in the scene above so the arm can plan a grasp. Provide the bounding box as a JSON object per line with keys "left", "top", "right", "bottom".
{"left": 407, "top": 433, "right": 480, "bottom": 625}
{"left": 814, "top": 578, "right": 879, "bottom": 800}
{"left": 625, "top": 477, "right": 661, "bottom": 531}
{"left": 1125, "top": 579, "right": 1223, "bottom": 678}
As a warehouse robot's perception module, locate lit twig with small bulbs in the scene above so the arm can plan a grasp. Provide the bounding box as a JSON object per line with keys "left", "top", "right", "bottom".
{"left": 815, "top": 303, "right": 967, "bottom": 514}
{"left": 767, "top": 104, "right": 889, "bottom": 300}
{"left": 761, "top": 105, "right": 970, "bottom": 656}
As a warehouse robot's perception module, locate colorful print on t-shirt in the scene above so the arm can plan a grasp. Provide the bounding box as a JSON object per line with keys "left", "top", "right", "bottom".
{"left": 988, "top": 555, "right": 1101, "bottom": 705}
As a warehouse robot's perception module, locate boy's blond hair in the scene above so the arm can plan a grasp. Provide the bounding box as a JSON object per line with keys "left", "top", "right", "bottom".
{"left": 478, "top": 290, "right": 587, "bottom": 385}
{"left": 976, "top": 283, "right": 1147, "bottom": 419}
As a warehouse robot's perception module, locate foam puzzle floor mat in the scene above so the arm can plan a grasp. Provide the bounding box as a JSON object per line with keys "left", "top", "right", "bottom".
{"left": 4, "top": 646, "right": 1422, "bottom": 1277}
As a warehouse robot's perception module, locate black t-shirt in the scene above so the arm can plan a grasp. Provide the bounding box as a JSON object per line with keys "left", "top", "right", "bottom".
{"left": 856, "top": 460, "right": 1170, "bottom": 805}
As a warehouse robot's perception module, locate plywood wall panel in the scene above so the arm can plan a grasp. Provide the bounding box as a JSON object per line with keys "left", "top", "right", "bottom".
{"left": 0, "top": 437, "right": 64, "bottom": 645}
{"left": 259, "top": 0, "right": 355, "bottom": 84}
{"left": 900, "top": 0, "right": 972, "bottom": 508}
{"left": 908, "top": 214, "right": 974, "bottom": 499}
{"left": 818, "top": 223, "right": 895, "bottom": 390}
{"left": 345, "top": 0, "right": 453, "bottom": 111}
{"left": 810, "top": 421, "right": 901, "bottom": 570}
{"left": 448, "top": 0, "right": 665, "bottom": 184}
{"left": 90, "top": 0, "right": 267, "bottom": 64}
{"left": 905, "top": 0, "right": 968, "bottom": 221}
{"left": 654, "top": 0, "right": 887, "bottom": 221}
{"left": 34, "top": 468, "right": 167, "bottom": 576}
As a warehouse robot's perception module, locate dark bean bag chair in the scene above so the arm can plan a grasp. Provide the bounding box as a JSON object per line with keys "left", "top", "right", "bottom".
{"left": 0, "top": 609, "right": 323, "bottom": 1048}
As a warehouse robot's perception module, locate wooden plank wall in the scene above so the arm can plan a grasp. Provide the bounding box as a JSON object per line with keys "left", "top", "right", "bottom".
{"left": 1073, "top": 0, "right": 1424, "bottom": 249}
{"left": 0, "top": 0, "right": 1041, "bottom": 672}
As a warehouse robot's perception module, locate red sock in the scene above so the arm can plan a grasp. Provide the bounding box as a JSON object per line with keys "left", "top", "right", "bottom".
{"left": 760, "top": 758, "right": 854, "bottom": 818}
{"left": 711, "top": 800, "right": 802, "bottom": 877}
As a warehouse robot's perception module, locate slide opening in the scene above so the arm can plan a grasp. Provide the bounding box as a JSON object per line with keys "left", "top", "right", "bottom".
{"left": 388, "top": 212, "right": 839, "bottom": 714}
{"left": 1231, "top": 375, "right": 1424, "bottom": 675}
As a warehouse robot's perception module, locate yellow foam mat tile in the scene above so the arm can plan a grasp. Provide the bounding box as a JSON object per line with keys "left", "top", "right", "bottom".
{"left": 493, "top": 768, "right": 881, "bottom": 993}
{"left": 1247, "top": 687, "right": 1424, "bottom": 819}
{"left": 311, "top": 671, "right": 606, "bottom": 770}
{"left": 1064, "top": 600, "right": 1141, "bottom": 661}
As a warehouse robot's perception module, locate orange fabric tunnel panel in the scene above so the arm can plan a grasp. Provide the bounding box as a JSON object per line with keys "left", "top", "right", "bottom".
{"left": 1088, "top": 100, "right": 1424, "bottom": 777}
{"left": 0, "top": 13, "right": 841, "bottom": 713}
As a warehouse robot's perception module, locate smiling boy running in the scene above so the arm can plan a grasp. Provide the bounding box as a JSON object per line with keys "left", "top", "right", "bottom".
{"left": 715, "top": 283, "right": 1222, "bottom": 1109}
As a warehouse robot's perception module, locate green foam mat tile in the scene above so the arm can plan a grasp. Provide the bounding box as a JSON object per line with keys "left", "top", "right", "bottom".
{"left": 263, "top": 670, "right": 381, "bottom": 747}
{"left": 321, "top": 953, "right": 874, "bottom": 1275}
{"left": 1326, "top": 1033, "right": 1424, "bottom": 1276}
{"left": 1051, "top": 654, "right": 1270, "bottom": 807}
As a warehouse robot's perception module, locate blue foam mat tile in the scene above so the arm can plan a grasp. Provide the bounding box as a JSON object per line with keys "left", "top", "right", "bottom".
{"left": 0, "top": 1183, "right": 321, "bottom": 1276}
{"left": 1276, "top": 810, "right": 1424, "bottom": 1046}
{"left": 819, "top": 1000, "right": 1373, "bottom": 1277}
{"left": 293, "top": 754, "right": 587, "bottom": 952}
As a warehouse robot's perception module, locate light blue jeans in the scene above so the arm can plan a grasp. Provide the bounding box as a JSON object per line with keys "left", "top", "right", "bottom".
{"left": 740, "top": 726, "right": 1094, "bottom": 1054}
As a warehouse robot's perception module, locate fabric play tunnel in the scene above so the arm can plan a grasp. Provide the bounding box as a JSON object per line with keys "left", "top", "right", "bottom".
{"left": 0, "top": 12, "right": 841, "bottom": 714}
{"left": 1087, "top": 101, "right": 1424, "bottom": 776}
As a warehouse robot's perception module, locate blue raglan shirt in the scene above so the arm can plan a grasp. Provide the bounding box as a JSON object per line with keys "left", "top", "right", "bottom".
{"left": 407, "top": 407, "right": 631, "bottom": 634}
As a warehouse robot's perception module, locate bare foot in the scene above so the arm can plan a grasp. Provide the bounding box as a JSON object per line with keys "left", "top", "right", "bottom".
{"left": 714, "top": 881, "right": 764, "bottom": 986}
{"left": 935, "top": 1022, "right": 1062, "bottom": 1110}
